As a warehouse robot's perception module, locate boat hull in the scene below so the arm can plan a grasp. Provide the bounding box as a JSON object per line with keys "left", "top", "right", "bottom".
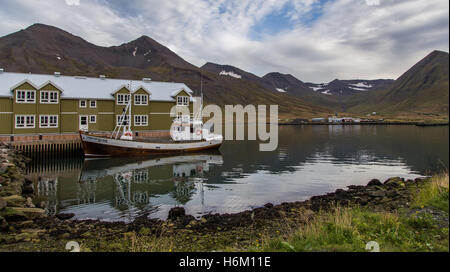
{"left": 79, "top": 132, "right": 222, "bottom": 157}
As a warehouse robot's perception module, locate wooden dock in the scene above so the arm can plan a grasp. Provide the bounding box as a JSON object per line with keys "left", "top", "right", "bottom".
{"left": 11, "top": 139, "right": 83, "bottom": 157}
{"left": 0, "top": 130, "right": 171, "bottom": 156}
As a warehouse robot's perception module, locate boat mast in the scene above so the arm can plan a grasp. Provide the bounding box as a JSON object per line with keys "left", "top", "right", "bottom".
{"left": 128, "top": 81, "right": 132, "bottom": 133}
{"left": 111, "top": 81, "right": 133, "bottom": 140}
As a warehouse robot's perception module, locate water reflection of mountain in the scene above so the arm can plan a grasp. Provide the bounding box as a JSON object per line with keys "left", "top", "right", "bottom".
{"left": 205, "top": 126, "right": 448, "bottom": 184}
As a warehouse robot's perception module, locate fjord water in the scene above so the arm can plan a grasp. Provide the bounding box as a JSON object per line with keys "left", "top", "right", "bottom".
{"left": 28, "top": 125, "right": 449, "bottom": 222}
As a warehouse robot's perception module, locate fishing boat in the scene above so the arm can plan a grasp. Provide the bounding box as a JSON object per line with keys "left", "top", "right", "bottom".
{"left": 79, "top": 84, "right": 223, "bottom": 158}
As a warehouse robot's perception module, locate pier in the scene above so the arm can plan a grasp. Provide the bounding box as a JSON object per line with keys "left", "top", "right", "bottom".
{"left": 0, "top": 130, "right": 170, "bottom": 156}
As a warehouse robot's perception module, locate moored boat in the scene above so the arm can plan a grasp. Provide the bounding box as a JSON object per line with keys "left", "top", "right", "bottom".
{"left": 79, "top": 131, "right": 223, "bottom": 157}
{"left": 79, "top": 82, "right": 223, "bottom": 157}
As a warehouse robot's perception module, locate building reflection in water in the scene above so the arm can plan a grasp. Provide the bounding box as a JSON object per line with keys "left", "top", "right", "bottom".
{"left": 27, "top": 152, "right": 223, "bottom": 221}
{"left": 36, "top": 177, "right": 58, "bottom": 216}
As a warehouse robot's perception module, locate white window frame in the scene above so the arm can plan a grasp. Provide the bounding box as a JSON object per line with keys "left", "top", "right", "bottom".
{"left": 134, "top": 94, "right": 148, "bottom": 106}
{"left": 39, "top": 115, "right": 58, "bottom": 128}
{"left": 79, "top": 100, "right": 87, "bottom": 108}
{"left": 15, "top": 115, "right": 35, "bottom": 129}
{"left": 116, "top": 115, "right": 130, "bottom": 125}
{"left": 177, "top": 96, "right": 189, "bottom": 106}
{"left": 90, "top": 100, "right": 97, "bottom": 108}
{"left": 89, "top": 115, "right": 97, "bottom": 124}
{"left": 40, "top": 91, "right": 59, "bottom": 104}
{"left": 134, "top": 115, "right": 148, "bottom": 126}
{"left": 16, "top": 90, "right": 36, "bottom": 103}
{"left": 117, "top": 94, "right": 131, "bottom": 105}
{"left": 176, "top": 113, "right": 190, "bottom": 123}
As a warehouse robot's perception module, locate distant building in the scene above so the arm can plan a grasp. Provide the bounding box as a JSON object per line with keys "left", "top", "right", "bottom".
{"left": 311, "top": 118, "right": 327, "bottom": 122}
{"left": 328, "top": 116, "right": 360, "bottom": 123}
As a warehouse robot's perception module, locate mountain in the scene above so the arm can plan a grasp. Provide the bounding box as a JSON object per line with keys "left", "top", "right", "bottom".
{"left": 202, "top": 62, "right": 263, "bottom": 84}
{"left": 346, "top": 50, "right": 449, "bottom": 119}
{"left": 306, "top": 79, "right": 394, "bottom": 96}
{"left": 0, "top": 24, "right": 331, "bottom": 117}
{"left": 1, "top": 24, "right": 447, "bottom": 120}
{"left": 262, "top": 72, "right": 313, "bottom": 95}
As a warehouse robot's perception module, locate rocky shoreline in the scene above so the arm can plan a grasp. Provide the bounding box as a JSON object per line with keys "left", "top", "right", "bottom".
{"left": 0, "top": 143, "right": 442, "bottom": 251}
{"left": 0, "top": 143, "right": 44, "bottom": 232}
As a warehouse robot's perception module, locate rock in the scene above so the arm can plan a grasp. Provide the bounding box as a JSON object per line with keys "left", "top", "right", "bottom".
{"left": 354, "top": 196, "right": 369, "bottom": 205}
{"left": 368, "top": 190, "right": 386, "bottom": 197}
{"left": 0, "top": 165, "right": 8, "bottom": 174}
{"left": 0, "top": 197, "right": 6, "bottom": 210}
{"left": 56, "top": 213, "right": 75, "bottom": 220}
{"left": 3, "top": 195, "right": 25, "bottom": 207}
{"left": 264, "top": 203, "right": 274, "bottom": 208}
{"left": 387, "top": 190, "right": 400, "bottom": 198}
{"left": 37, "top": 201, "right": 47, "bottom": 209}
{"left": 10, "top": 207, "right": 46, "bottom": 214}
{"left": 167, "top": 207, "right": 186, "bottom": 220}
{"left": 58, "top": 233, "right": 71, "bottom": 239}
{"left": 0, "top": 215, "right": 8, "bottom": 230}
{"left": 367, "top": 179, "right": 382, "bottom": 186}
{"left": 335, "top": 189, "right": 347, "bottom": 195}
{"left": 347, "top": 185, "right": 365, "bottom": 191}
{"left": 384, "top": 177, "right": 405, "bottom": 187}
{"left": 25, "top": 197, "right": 35, "bottom": 208}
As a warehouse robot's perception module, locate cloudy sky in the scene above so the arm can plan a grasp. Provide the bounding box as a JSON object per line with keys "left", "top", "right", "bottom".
{"left": 0, "top": 0, "right": 448, "bottom": 82}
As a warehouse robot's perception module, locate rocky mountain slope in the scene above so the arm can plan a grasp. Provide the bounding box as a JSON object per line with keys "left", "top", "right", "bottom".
{"left": 0, "top": 24, "right": 330, "bottom": 117}
{"left": 346, "top": 50, "right": 449, "bottom": 118}
{"left": 0, "top": 24, "right": 448, "bottom": 119}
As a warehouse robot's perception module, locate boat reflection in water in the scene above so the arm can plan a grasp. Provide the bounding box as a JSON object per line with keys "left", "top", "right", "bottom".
{"left": 29, "top": 152, "right": 223, "bottom": 222}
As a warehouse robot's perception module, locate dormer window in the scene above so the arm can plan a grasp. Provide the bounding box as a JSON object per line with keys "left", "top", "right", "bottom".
{"left": 40, "top": 91, "right": 59, "bottom": 104}
{"left": 177, "top": 96, "right": 189, "bottom": 106}
{"left": 16, "top": 90, "right": 35, "bottom": 103}
{"left": 134, "top": 94, "right": 148, "bottom": 105}
{"left": 117, "top": 94, "right": 130, "bottom": 105}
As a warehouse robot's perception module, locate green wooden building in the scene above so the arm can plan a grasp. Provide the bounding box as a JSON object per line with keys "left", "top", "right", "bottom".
{"left": 0, "top": 71, "right": 195, "bottom": 138}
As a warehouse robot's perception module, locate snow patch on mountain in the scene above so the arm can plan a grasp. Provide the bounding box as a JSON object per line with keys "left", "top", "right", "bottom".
{"left": 350, "top": 82, "right": 372, "bottom": 88}
{"left": 310, "top": 86, "right": 324, "bottom": 91}
{"left": 132, "top": 47, "right": 138, "bottom": 57}
{"left": 321, "top": 90, "right": 332, "bottom": 95}
{"left": 348, "top": 86, "right": 369, "bottom": 91}
{"left": 219, "top": 71, "right": 242, "bottom": 79}
{"left": 276, "top": 88, "right": 286, "bottom": 93}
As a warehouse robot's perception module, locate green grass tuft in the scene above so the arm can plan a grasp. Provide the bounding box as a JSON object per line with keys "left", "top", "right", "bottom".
{"left": 413, "top": 173, "right": 449, "bottom": 213}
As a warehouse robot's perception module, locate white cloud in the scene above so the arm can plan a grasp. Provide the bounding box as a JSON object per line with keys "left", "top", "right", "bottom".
{"left": 65, "top": 0, "right": 80, "bottom": 6}
{"left": 365, "top": 0, "right": 380, "bottom": 6}
{"left": 0, "top": 0, "right": 448, "bottom": 82}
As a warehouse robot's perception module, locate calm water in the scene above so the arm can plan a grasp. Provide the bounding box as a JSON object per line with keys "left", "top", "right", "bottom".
{"left": 27, "top": 125, "right": 449, "bottom": 222}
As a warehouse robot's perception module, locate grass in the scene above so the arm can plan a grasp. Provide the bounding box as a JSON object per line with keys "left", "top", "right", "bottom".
{"left": 256, "top": 206, "right": 448, "bottom": 252}
{"left": 412, "top": 173, "right": 449, "bottom": 213}
{"left": 255, "top": 174, "right": 449, "bottom": 252}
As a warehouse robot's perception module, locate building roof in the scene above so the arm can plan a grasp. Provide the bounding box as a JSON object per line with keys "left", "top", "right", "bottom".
{"left": 0, "top": 72, "right": 194, "bottom": 101}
